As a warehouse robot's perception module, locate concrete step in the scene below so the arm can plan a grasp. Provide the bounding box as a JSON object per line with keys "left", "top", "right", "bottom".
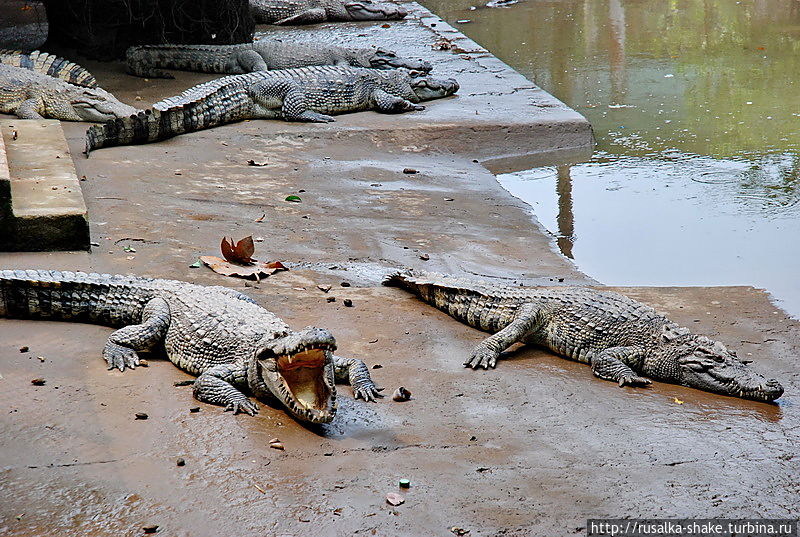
{"left": 0, "top": 119, "right": 89, "bottom": 251}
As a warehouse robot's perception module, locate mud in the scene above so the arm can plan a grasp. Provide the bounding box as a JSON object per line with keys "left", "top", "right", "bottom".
{"left": 1, "top": 6, "right": 799, "bottom": 537}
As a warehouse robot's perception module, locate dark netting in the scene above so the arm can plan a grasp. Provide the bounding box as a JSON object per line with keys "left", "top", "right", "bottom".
{"left": 42, "top": 0, "right": 254, "bottom": 60}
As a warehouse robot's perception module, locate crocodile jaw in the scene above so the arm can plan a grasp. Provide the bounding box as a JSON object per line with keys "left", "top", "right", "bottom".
{"left": 344, "top": 1, "right": 407, "bottom": 20}
{"left": 71, "top": 88, "right": 140, "bottom": 122}
{"left": 256, "top": 328, "right": 337, "bottom": 423}
{"left": 411, "top": 77, "right": 460, "bottom": 101}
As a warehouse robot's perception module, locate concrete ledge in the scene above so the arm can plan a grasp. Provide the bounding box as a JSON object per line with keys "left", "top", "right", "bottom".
{"left": 0, "top": 120, "right": 89, "bottom": 251}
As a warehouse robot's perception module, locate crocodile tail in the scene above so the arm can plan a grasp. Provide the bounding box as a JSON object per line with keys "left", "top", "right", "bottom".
{"left": 0, "top": 269, "right": 149, "bottom": 326}
{"left": 84, "top": 108, "right": 189, "bottom": 155}
{"left": 125, "top": 46, "right": 176, "bottom": 79}
{"left": 0, "top": 49, "right": 98, "bottom": 88}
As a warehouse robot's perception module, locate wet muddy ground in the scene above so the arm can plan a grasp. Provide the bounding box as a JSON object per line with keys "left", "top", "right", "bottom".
{"left": 1, "top": 4, "right": 799, "bottom": 537}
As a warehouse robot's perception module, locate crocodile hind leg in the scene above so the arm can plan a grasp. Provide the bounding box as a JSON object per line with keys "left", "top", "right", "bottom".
{"left": 274, "top": 8, "right": 327, "bottom": 24}
{"left": 371, "top": 88, "right": 425, "bottom": 114}
{"left": 465, "top": 304, "right": 540, "bottom": 369}
{"left": 333, "top": 355, "right": 384, "bottom": 401}
{"left": 590, "top": 346, "right": 651, "bottom": 387}
{"left": 193, "top": 363, "right": 258, "bottom": 415}
{"left": 103, "top": 297, "right": 170, "bottom": 372}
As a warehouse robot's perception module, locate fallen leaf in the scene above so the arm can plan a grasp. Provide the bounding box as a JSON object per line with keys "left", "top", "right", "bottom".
{"left": 200, "top": 256, "right": 287, "bottom": 281}
{"left": 221, "top": 236, "right": 255, "bottom": 264}
{"left": 285, "top": 195, "right": 302, "bottom": 203}
{"left": 381, "top": 23, "right": 391, "bottom": 28}
{"left": 255, "top": 213, "right": 266, "bottom": 223}
{"left": 189, "top": 260, "right": 201, "bottom": 268}
{"left": 317, "top": 284, "right": 332, "bottom": 293}
{"left": 385, "top": 492, "right": 404, "bottom": 506}
{"left": 673, "top": 397, "right": 684, "bottom": 404}
{"left": 450, "top": 527, "right": 470, "bottom": 536}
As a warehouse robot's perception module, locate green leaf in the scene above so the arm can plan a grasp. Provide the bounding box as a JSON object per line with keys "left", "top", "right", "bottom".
{"left": 284, "top": 195, "right": 302, "bottom": 203}
{"left": 189, "top": 260, "right": 201, "bottom": 268}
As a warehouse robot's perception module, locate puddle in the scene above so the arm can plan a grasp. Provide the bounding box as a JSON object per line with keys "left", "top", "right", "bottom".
{"left": 422, "top": 0, "right": 800, "bottom": 318}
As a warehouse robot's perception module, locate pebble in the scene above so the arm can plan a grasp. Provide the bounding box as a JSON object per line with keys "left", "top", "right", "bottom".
{"left": 402, "top": 168, "right": 418, "bottom": 174}
{"left": 399, "top": 479, "right": 411, "bottom": 488}
{"left": 340, "top": 281, "right": 351, "bottom": 287}
{"left": 142, "top": 524, "right": 159, "bottom": 534}
{"left": 139, "top": 360, "right": 149, "bottom": 367}
{"left": 19, "top": 346, "right": 29, "bottom": 353}
{"left": 326, "top": 297, "right": 336, "bottom": 303}
{"left": 343, "top": 299, "right": 353, "bottom": 307}
{"left": 31, "top": 378, "right": 46, "bottom": 386}
{"left": 392, "top": 387, "right": 412, "bottom": 402}
{"left": 135, "top": 412, "right": 148, "bottom": 420}
{"left": 419, "top": 253, "right": 430, "bottom": 261}
{"left": 189, "top": 407, "right": 200, "bottom": 413}
{"left": 176, "top": 458, "right": 185, "bottom": 466}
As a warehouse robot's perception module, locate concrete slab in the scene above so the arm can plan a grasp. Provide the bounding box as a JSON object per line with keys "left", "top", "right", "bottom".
{"left": 0, "top": 120, "right": 89, "bottom": 251}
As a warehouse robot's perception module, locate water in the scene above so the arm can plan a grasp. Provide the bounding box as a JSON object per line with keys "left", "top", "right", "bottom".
{"left": 422, "top": 0, "right": 800, "bottom": 317}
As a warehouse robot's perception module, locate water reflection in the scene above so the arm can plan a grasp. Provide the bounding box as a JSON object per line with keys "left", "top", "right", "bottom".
{"left": 423, "top": 0, "right": 800, "bottom": 317}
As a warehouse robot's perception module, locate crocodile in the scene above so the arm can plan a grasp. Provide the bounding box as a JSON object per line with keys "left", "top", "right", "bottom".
{"left": 0, "top": 269, "right": 383, "bottom": 423}
{"left": 251, "top": 0, "right": 407, "bottom": 25}
{"left": 125, "top": 41, "right": 431, "bottom": 78}
{"left": 84, "top": 66, "right": 458, "bottom": 153}
{"left": 0, "top": 64, "right": 139, "bottom": 121}
{"left": 385, "top": 269, "right": 784, "bottom": 402}
{"left": 0, "top": 49, "right": 98, "bottom": 88}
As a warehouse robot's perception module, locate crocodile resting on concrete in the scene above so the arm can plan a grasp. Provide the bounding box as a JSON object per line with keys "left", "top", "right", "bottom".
{"left": 0, "top": 64, "right": 138, "bottom": 121}
{"left": 251, "top": 0, "right": 407, "bottom": 24}
{"left": 385, "top": 269, "right": 784, "bottom": 402}
{"left": 126, "top": 41, "right": 431, "bottom": 78}
{"left": 0, "top": 269, "right": 382, "bottom": 423}
{"left": 0, "top": 49, "right": 98, "bottom": 88}
{"left": 85, "top": 66, "right": 458, "bottom": 153}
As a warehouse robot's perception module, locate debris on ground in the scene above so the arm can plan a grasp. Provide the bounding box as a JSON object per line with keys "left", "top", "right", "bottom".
{"left": 19, "top": 346, "right": 29, "bottom": 353}
{"left": 385, "top": 492, "right": 405, "bottom": 506}
{"left": 135, "top": 412, "right": 149, "bottom": 420}
{"left": 450, "top": 527, "right": 470, "bottom": 536}
{"left": 176, "top": 458, "right": 186, "bottom": 466}
{"left": 269, "top": 439, "right": 285, "bottom": 450}
{"left": 399, "top": 479, "right": 411, "bottom": 488}
{"left": 403, "top": 168, "right": 418, "bottom": 174}
{"left": 392, "top": 387, "right": 412, "bottom": 401}
{"left": 30, "top": 378, "right": 46, "bottom": 386}
{"left": 343, "top": 299, "right": 354, "bottom": 307}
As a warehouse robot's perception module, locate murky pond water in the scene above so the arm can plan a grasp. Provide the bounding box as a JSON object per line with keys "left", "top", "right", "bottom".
{"left": 423, "top": 0, "right": 800, "bottom": 317}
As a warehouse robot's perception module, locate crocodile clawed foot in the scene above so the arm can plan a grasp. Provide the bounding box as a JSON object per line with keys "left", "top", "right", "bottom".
{"left": 103, "top": 343, "right": 140, "bottom": 372}
{"left": 354, "top": 384, "right": 385, "bottom": 402}
{"left": 225, "top": 398, "right": 259, "bottom": 415}
{"left": 464, "top": 348, "right": 498, "bottom": 370}
{"left": 618, "top": 375, "right": 651, "bottom": 388}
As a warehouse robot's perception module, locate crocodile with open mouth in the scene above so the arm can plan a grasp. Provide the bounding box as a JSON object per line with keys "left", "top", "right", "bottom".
{"left": 0, "top": 269, "right": 382, "bottom": 423}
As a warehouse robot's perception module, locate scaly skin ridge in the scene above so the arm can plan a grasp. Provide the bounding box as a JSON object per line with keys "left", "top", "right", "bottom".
{"left": 0, "top": 49, "right": 98, "bottom": 88}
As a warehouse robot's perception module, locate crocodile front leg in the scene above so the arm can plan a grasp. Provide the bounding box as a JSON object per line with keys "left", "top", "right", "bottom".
{"left": 333, "top": 355, "right": 384, "bottom": 401}
{"left": 16, "top": 98, "right": 45, "bottom": 119}
{"left": 250, "top": 79, "right": 335, "bottom": 122}
{"left": 103, "top": 297, "right": 170, "bottom": 371}
{"left": 590, "top": 346, "right": 652, "bottom": 387}
{"left": 236, "top": 50, "right": 269, "bottom": 72}
{"left": 371, "top": 88, "right": 425, "bottom": 114}
{"left": 193, "top": 362, "right": 258, "bottom": 415}
{"left": 465, "top": 304, "right": 541, "bottom": 370}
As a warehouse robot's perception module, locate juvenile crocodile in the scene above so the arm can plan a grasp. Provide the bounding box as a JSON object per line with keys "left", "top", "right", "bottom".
{"left": 0, "top": 64, "right": 138, "bottom": 121}
{"left": 0, "top": 269, "right": 382, "bottom": 422}
{"left": 385, "top": 269, "right": 784, "bottom": 402}
{"left": 251, "top": 0, "right": 407, "bottom": 24}
{"left": 126, "top": 41, "right": 431, "bottom": 78}
{"left": 0, "top": 49, "right": 98, "bottom": 88}
{"left": 85, "top": 66, "right": 458, "bottom": 153}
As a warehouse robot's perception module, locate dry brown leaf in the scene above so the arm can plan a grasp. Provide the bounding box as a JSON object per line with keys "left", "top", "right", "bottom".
{"left": 200, "top": 256, "right": 287, "bottom": 281}
{"left": 221, "top": 236, "right": 255, "bottom": 264}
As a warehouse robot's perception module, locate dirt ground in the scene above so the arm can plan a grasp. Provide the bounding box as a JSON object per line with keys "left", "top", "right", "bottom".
{"left": 1, "top": 5, "right": 799, "bottom": 537}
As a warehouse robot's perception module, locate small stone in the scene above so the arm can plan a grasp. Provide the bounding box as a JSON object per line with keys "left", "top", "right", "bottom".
{"left": 326, "top": 297, "right": 336, "bottom": 303}
{"left": 19, "top": 346, "right": 29, "bottom": 353}
{"left": 402, "top": 168, "right": 418, "bottom": 174}
{"left": 31, "top": 378, "right": 46, "bottom": 386}
{"left": 419, "top": 253, "right": 430, "bottom": 261}
{"left": 135, "top": 412, "right": 148, "bottom": 420}
{"left": 189, "top": 407, "right": 200, "bottom": 413}
{"left": 399, "top": 479, "right": 411, "bottom": 488}
{"left": 270, "top": 442, "right": 285, "bottom": 451}
{"left": 142, "top": 524, "right": 159, "bottom": 534}
{"left": 340, "top": 281, "right": 351, "bottom": 287}
{"left": 386, "top": 492, "right": 405, "bottom": 506}
{"left": 176, "top": 458, "right": 185, "bottom": 466}
{"left": 139, "top": 359, "right": 149, "bottom": 367}
{"left": 343, "top": 299, "right": 353, "bottom": 307}
{"left": 38, "top": 356, "right": 45, "bottom": 362}
{"left": 392, "top": 387, "right": 412, "bottom": 402}
{"left": 324, "top": 452, "right": 333, "bottom": 456}
{"left": 372, "top": 364, "right": 383, "bottom": 369}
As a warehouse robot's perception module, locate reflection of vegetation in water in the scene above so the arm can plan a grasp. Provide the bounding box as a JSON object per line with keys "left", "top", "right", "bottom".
{"left": 421, "top": 0, "right": 800, "bottom": 213}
